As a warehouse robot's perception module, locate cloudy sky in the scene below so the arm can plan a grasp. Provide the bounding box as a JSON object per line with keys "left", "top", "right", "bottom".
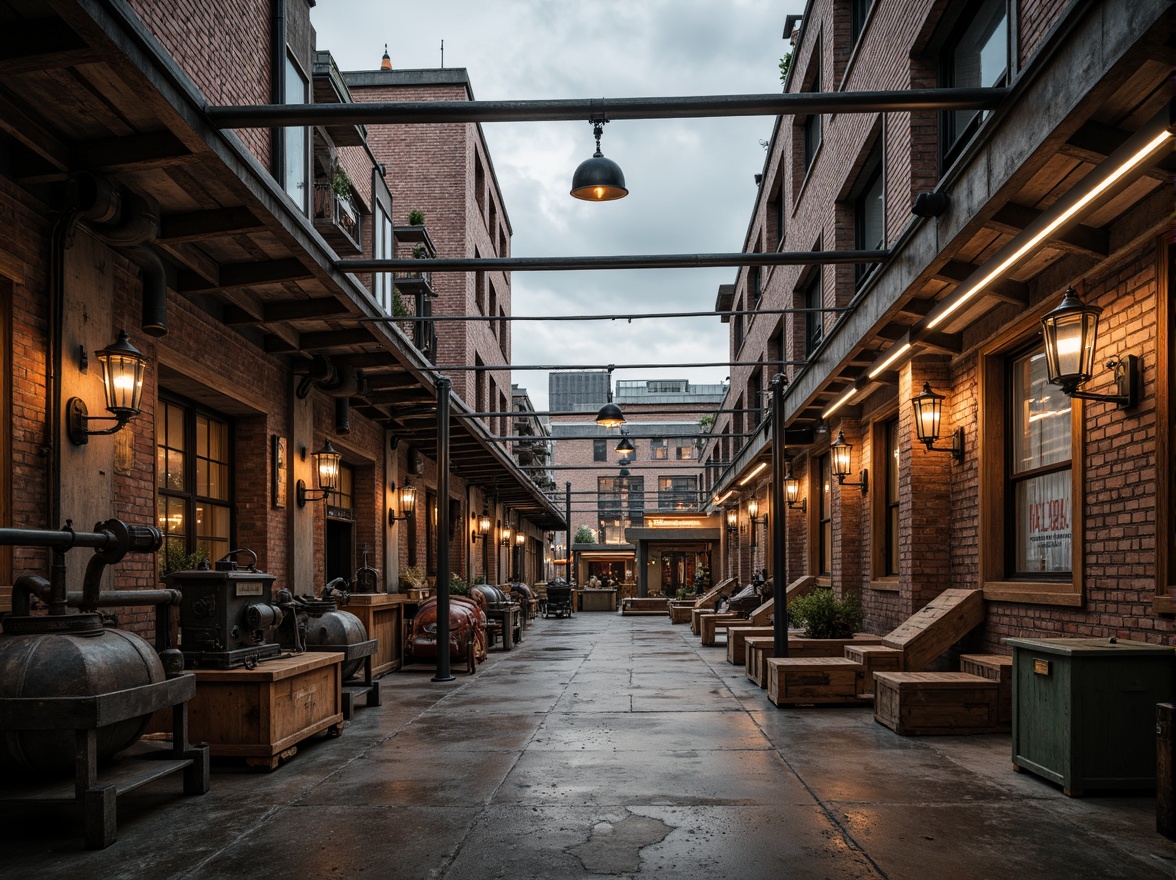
{"left": 311, "top": 1, "right": 786, "bottom": 410}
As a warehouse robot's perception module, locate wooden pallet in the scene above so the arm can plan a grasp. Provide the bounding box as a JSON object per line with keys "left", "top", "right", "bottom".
{"left": 873, "top": 671, "right": 1003, "bottom": 735}
{"left": 960, "top": 653, "right": 1013, "bottom": 725}
{"left": 881, "top": 589, "right": 984, "bottom": 673}
{"left": 767, "top": 657, "right": 868, "bottom": 706}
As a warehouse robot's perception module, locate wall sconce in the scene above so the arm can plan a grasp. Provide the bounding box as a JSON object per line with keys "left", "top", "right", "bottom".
{"left": 911, "top": 383, "right": 964, "bottom": 462}
{"left": 500, "top": 524, "right": 512, "bottom": 547}
{"left": 1040, "top": 287, "right": 1139, "bottom": 408}
{"left": 725, "top": 508, "right": 738, "bottom": 534}
{"left": 66, "top": 330, "right": 149, "bottom": 445}
{"left": 747, "top": 497, "right": 766, "bottom": 547}
{"left": 472, "top": 506, "right": 492, "bottom": 542}
{"left": 830, "top": 430, "right": 868, "bottom": 494}
{"left": 388, "top": 479, "right": 417, "bottom": 525}
{"left": 297, "top": 440, "right": 342, "bottom": 506}
{"left": 783, "top": 467, "right": 807, "bottom": 512}
{"left": 516, "top": 531, "right": 526, "bottom": 547}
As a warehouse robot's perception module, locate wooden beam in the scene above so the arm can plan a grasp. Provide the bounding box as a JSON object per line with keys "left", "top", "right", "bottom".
{"left": 988, "top": 203, "right": 1108, "bottom": 259}
{"left": 0, "top": 92, "right": 70, "bottom": 171}
{"left": 297, "top": 328, "right": 375, "bottom": 349}
{"left": 221, "top": 297, "right": 350, "bottom": 325}
{"left": 0, "top": 19, "right": 101, "bottom": 75}
{"left": 160, "top": 206, "right": 264, "bottom": 243}
{"left": 935, "top": 260, "right": 1028, "bottom": 306}
{"left": 178, "top": 258, "right": 312, "bottom": 293}
{"left": 70, "top": 130, "right": 193, "bottom": 174}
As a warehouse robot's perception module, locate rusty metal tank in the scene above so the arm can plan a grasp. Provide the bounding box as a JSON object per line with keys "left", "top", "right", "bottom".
{"left": 407, "top": 595, "right": 485, "bottom": 662}
{"left": 299, "top": 597, "right": 368, "bottom": 679}
{"left": 471, "top": 584, "right": 511, "bottom": 609}
{"left": 0, "top": 614, "right": 165, "bottom": 776}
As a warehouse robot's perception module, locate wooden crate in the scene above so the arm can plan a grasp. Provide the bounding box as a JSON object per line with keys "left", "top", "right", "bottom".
{"left": 844, "top": 645, "right": 904, "bottom": 694}
{"left": 728, "top": 626, "right": 774, "bottom": 665}
{"left": 745, "top": 636, "right": 775, "bottom": 687}
{"left": 188, "top": 653, "right": 344, "bottom": 769}
{"left": 881, "top": 588, "right": 984, "bottom": 672}
{"left": 960, "top": 653, "right": 1012, "bottom": 724}
{"left": 699, "top": 612, "right": 744, "bottom": 645}
{"left": 767, "top": 657, "right": 867, "bottom": 706}
{"left": 669, "top": 602, "right": 694, "bottom": 624}
{"left": 622, "top": 597, "right": 670, "bottom": 615}
{"left": 343, "top": 593, "right": 405, "bottom": 677}
{"left": 873, "top": 671, "right": 1002, "bottom": 735}
{"left": 789, "top": 634, "right": 882, "bottom": 658}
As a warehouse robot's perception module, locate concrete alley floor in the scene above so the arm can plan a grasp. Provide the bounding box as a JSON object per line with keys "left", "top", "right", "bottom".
{"left": 1, "top": 611, "right": 1173, "bottom": 879}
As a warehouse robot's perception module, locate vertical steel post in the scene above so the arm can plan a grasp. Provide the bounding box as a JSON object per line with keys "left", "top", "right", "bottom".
{"left": 565, "top": 480, "right": 572, "bottom": 583}
{"left": 432, "top": 377, "right": 455, "bottom": 682}
{"left": 771, "top": 374, "right": 789, "bottom": 659}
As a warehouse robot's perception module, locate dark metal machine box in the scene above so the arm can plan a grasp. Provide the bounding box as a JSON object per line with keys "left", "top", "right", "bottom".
{"left": 1007, "top": 637, "right": 1174, "bottom": 796}
{"left": 168, "top": 556, "right": 283, "bottom": 669}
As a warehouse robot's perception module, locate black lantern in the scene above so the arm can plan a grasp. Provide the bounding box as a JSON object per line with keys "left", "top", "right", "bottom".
{"left": 911, "top": 383, "right": 964, "bottom": 462}
{"left": 472, "top": 506, "right": 492, "bottom": 542}
{"left": 783, "top": 467, "right": 806, "bottom": 511}
{"left": 1040, "top": 287, "right": 1138, "bottom": 407}
{"left": 746, "top": 497, "right": 765, "bottom": 547}
{"left": 297, "top": 441, "right": 343, "bottom": 506}
{"left": 615, "top": 432, "right": 635, "bottom": 457}
{"left": 725, "top": 508, "right": 738, "bottom": 534}
{"left": 388, "top": 479, "right": 417, "bottom": 524}
{"left": 570, "top": 120, "right": 628, "bottom": 202}
{"left": 830, "top": 430, "right": 868, "bottom": 494}
{"left": 66, "top": 330, "right": 149, "bottom": 445}
{"left": 595, "top": 401, "right": 625, "bottom": 428}
{"left": 500, "top": 524, "right": 512, "bottom": 547}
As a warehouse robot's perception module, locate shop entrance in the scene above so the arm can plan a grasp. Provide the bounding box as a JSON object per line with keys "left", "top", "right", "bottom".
{"left": 660, "top": 552, "right": 694, "bottom": 594}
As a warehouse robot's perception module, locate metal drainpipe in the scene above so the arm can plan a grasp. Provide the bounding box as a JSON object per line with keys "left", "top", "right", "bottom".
{"left": 269, "top": 0, "right": 286, "bottom": 180}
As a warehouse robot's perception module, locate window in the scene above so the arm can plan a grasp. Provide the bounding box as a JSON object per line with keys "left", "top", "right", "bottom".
{"left": 817, "top": 453, "right": 831, "bottom": 575}
{"left": 650, "top": 438, "right": 668, "bottom": 460}
{"left": 802, "top": 45, "right": 822, "bottom": 172}
{"left": 748, "top": 371, "right": 763, "bottom": 428}
{"left": 675, "top": 440, "right": 696, "bottom": 461}
{"left": 803, "top": 272, "right": 823, "bottom": 356}
{"left": 598, "top": 476, "right": 644, "bottom": 542}
{"left": 475, "top": 159, "right": 485, "bottom": 219}
{"left": 325, "top": 463, "right": 354, "bottom": 584}
{"left": 941, "top": 0, "right": 1007, "bottom": 166}
{"left": 658, "top": 476, "right": 697, "bottom": 510}
{"left": 851, "top": 0, "right": 874, "bottom": 46}
{"left": 854, "top": 151, "right": 884, "bottom": 288}
{"left": 373, "top": 203, "right": 394, "bottom": 313}
{"left": 593, "top": 438, "right": 607, "bottom": 462}
{"left": 157, "top": 398, "right": 232, "bottom": 572}
{"left": 750, "top": 266, "right": 762, "bottom": 303}
{"left": 733, "top": 299, "right": 745, "bottom": 352}
{"left": 884, "top": 419, "right": 899, "bottom": 576}
{"left": 1008, "top": 345, "right": 1072, "bottom": 577}
{"left": 282, "top": 54, "right": 309, "bottom": 213}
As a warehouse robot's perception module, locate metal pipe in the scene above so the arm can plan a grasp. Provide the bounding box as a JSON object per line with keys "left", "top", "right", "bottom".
{"left": 339, "top": 249, "right": 887, "bottom": 273}
{"left": 362, "top": 306, "right": 849, "bottom": 323}
{"left": 435, "top": 360, "right": 807, "bottom": 371}
{"left": 433, "top": 377, "right": 454, "bottom": 682}
{"left": 207, "top": 87, "right": 1007, "bottom": 127}
{"left": 453, "top": 407, "right": 764, "bottom": 417}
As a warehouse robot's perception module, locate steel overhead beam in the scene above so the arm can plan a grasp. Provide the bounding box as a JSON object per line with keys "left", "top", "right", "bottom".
{"left": 361, "top": 306, "right": 849, "bottom": 323}
{"left": 434, "top": 360, "right": 807, "bottom": 371}
{"left": 207, "top": 87, "right": 1006, "bottom": 127}
{"left": 338, "top": 250, "right": 887, "bottom": 273}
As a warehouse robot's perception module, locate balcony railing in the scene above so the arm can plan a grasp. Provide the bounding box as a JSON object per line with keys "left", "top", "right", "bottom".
{"left": 313, "top": 183, "right": 362, "bottom": 253}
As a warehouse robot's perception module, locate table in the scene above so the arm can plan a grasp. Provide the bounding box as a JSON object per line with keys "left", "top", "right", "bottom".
{"left": 580, "top": 588, "right": 618, "bottom": 612}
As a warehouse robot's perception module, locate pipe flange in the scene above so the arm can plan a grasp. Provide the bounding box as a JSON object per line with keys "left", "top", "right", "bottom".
{"left": 2, "top": 612, "right": 105, "bottom": 636}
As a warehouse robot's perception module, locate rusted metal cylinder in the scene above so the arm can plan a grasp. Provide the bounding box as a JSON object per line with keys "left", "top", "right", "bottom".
{"left": 0, "top": 624, "right": 165, "bottom": 776}
{"left": 302, "top": 602, "right": 368, "bottom": 680}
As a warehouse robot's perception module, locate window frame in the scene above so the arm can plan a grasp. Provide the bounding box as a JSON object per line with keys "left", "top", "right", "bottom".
{"left": 853, "top": 148, "right": 885, "bottom": 289}
{"left": 939, "top": 0, "right": 1009, "bottom": 170}
{"left": 813, "top": 452, "right": 832, "bottom": 577}
{"left": 979, "top": 322, "right": 1084, "bottom": 606}
{"left": 802, "top": 271, "right": 823, "bottom": 356}
{"left": 870, "top": 414, "right": 901, "bottom": 585}
{"left": 281, "top": 51, "right": 310, "bottom": 214}
{"left": 592, "top": 438, "right": 607, "bottom": 462}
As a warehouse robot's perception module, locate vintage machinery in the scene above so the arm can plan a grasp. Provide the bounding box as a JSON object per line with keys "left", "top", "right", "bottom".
{"left": 0, "top": 519, "right": 209, "bottom": 848}
{"left": 168, "top": 548, "right": 284, "bottom": 669}
{"left": 545, "top": 579, "right": 573, "bottom": 618}
{"left": 406, "top": 595, "right": 485, "bottom": 672}
{"left": 290, "top": 579, "right": 372, "bottom": 680}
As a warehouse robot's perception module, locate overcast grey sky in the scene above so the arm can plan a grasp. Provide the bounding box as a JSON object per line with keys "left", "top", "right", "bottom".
{"left": 311, "top": 1, "right": 785, "bottom": 411}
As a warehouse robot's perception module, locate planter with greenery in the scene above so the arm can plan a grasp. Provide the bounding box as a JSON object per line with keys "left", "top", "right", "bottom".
{"left": 786, "top": 588, "right": 862, "bottom": 639}
{"left": 400, "top": 564, "right": 425, "bottom": 591}
{"left": 407, "top": 208, "right": 425, "bottom": 226}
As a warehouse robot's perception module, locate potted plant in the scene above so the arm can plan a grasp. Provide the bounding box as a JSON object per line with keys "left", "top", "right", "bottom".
{"left": 407, "top": 208, "right": 425, "bottom": 226}
{"left": 787, "top": 588, "right": 862, "bottom": 639}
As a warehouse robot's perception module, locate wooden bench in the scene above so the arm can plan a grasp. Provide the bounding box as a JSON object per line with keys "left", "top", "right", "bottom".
{"left": 621, "top": 597, "right": 670, "bottom": 615}
{"left": 728, "top": 625, "right": 774, "bottom": 665}
{"left": 843, "top": 644, "right": 904, "bottom": 695}
{"left": 668, "top": 600, "right": 695, "bottom": 624}
{"left": 873, "top": 671, "right": 1004, "bottom": 734}
{"left": 745, "top": 633, "right": 881, "bottom": 688}
{"left": 768, "top": 657, "right": 865, "bottom": 705}
{"left": 690, "top": 578, "right": 736, "bottom": 634}
{"left": 767, "top": 589, "right": 985, "bottom": 708}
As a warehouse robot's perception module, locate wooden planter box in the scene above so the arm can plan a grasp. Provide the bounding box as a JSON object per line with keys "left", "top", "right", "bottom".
{"left": 767, "top": 657, "right": 867, "bottom": 706}
{"left": 342, "top": 593, "right": 405, "bottom": 677}
{"left": 960, "top": 653, "right": 1012, "bottom": 725}
{"left": 188, "top": 653, "right": 344, "bottom": 770}
{"left": 669, "top": 602, "right": 694, "bottom": 624}
{"left": 873, "top": 672, "right": 1003, "bottom": 735}
{"left": 728, "top": 626, "right": 774, "bottom": 665}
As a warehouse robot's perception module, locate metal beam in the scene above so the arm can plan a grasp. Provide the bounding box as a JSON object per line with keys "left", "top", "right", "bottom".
{"left": 207, "top": 87, "right": 1007, "bottom": 127}
{"left": 340, "top": 250, "right": 887, "bottom": 273}
{"left": 362, "top": 306, "right": 849, "bottom": 323}
{"left": 434, "top": 360, "right": 806, "bottom": 371}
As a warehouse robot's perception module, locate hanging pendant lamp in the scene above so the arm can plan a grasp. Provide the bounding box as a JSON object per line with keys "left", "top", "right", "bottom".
{"left": 570, "top": 120, "right": 628, "bottom": 201}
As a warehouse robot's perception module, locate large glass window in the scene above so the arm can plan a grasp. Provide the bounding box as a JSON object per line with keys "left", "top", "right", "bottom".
{"left": 802, "top": 46, "right": 822, "bottom": 173}
{"left": 885, "top": 419, "right": 900, "bottom": 576}
{"left": 658, "top": 476, "right": 697, "bottom": 510}
{"left": 598, "top": 476, "right": 644, "bottom": 543}
{"left": 373, "top": 203, "right": 394, "bottom": 313}
{"left": 818, "top": 453, "right": 832, "bottom": 575}
{"left": 803, "top": 272, "right": 823, "bottom": 356}
{"left": 855, "top": 154, "right": 884, "bottom": 288}
{"left": 1009, "top": 346, "right": 1072, "bottom": 576}
{"left": 941, "top": 0, "right": 1007, "bottom": 166}
{"left": 283, "top": 54, "right": 309, "bottom": 213}
{"left": 157, "top": 398, "right": 232, "bottom": 573}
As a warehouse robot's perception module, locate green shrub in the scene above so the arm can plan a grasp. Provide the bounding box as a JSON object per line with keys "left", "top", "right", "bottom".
{"left": 449, "top": 574, "right": 470, "bottom": 596}
{"left": 786, "top": 588, "right": 862, "bottom": 639}
{"left": 407, "top": 208, "right": 425, "bottom": 226}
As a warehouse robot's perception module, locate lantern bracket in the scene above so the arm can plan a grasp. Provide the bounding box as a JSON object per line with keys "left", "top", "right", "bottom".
{"left": 920, "top": 427, "right": 965, "bottom": 463}
{"left": 65, "top": 398, "right": 131, "bottom": 445}
{"left": 1063, "top": 354, "right": 1138, "bottom": 409}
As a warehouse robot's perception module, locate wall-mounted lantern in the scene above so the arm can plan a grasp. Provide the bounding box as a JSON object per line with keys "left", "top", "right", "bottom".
{"left": 388, "top": 479, "right": 418, "bottom": 525}
{"left": 1040, "top": 287, "right": 1138, "bottom": 408}
{"left": 297, "top": 441, "right": 342, "bottom": 506}
{"left": 911, "top": 383, "right": 965, "bottom": 462}
{"left": 830, "top": 430, "right": 868, "bottom": 494}
{"left": 66, "top": 330, "right": 149, "bottom": 445}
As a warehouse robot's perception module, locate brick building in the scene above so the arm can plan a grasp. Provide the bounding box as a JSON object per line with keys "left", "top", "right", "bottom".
{"left": 704, "top": 0, "right": 1174, "bottom": 649}
{"left": 0, "top": 0, "right": 562, "bottom": 633}
{"left": 549, "top": 372, "right": 725, "bottom": 595}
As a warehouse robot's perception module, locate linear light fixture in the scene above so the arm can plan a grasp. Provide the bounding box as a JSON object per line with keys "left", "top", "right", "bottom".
{"left": 713, "top": 489, "right": 735, "bottom": 506}
{"left": 926, "top": 117, "right": 1174, "bottom": 331}
{"left": 867, "top": 342, "right": 912, "bottom": 379}
{"left": 738, "top": 462, "right": 768, "bottom": 486}
{"left": 822, "top": 387, "right": 857, "bottom": 419}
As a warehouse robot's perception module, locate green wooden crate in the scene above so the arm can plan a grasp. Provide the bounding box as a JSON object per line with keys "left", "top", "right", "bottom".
{"left": 1007, "top": 637, "right": 1174, "bottom": 796}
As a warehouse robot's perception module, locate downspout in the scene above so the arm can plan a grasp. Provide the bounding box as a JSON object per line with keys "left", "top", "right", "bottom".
{"left": 270, "top": 0, "right": 286, "bottom": 179}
